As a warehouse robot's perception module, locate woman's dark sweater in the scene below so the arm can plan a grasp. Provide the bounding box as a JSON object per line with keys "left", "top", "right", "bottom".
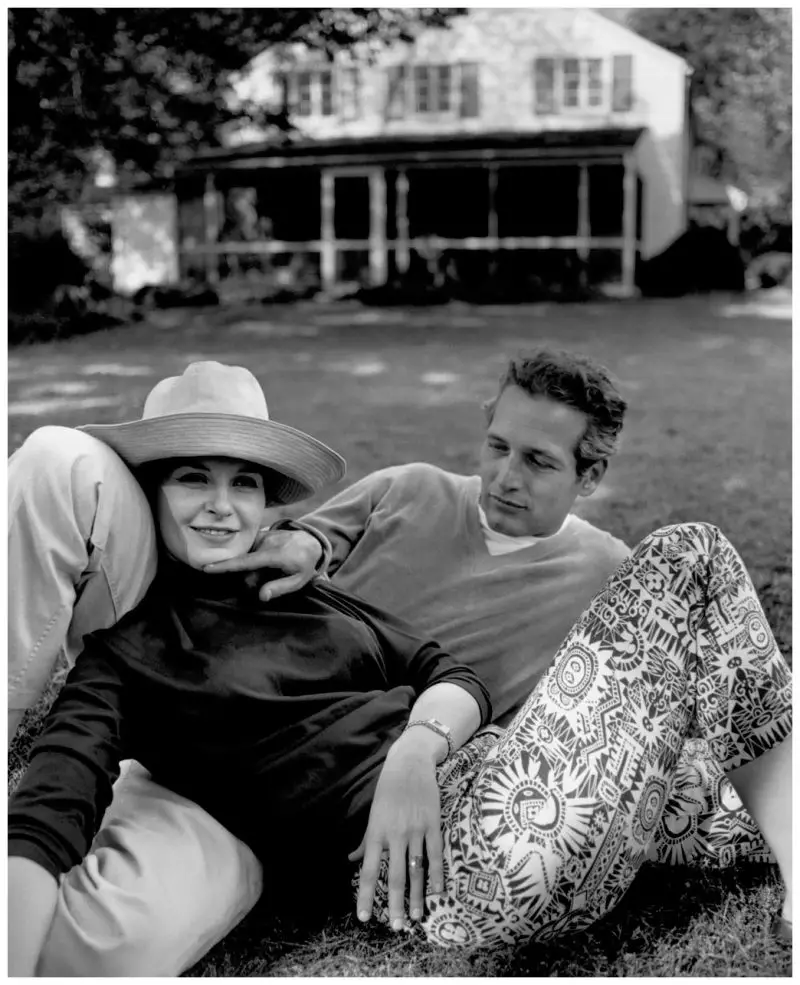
{"left": 8, "top": 564, "right": 491, "bottom": 880}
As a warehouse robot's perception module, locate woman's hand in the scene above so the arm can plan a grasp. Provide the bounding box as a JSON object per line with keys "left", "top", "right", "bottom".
{"left": 349, "top": 730, "right": 445, "bottom": 930}
{"left": 202, "top": 527, "right": 322, "bottom": 601}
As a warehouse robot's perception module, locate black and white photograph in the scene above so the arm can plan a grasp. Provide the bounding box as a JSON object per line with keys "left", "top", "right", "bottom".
{"left": 8, "top": 6, "right": 792, "bottom": 977}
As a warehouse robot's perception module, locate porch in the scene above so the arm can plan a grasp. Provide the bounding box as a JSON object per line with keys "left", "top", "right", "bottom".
{"left": 176, "top": 129, "right": 645, "bottom": 298}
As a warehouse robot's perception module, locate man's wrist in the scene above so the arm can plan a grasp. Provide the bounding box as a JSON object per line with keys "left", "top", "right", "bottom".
{"left": 268, "top": 519, "right": 331, "bottom": 573}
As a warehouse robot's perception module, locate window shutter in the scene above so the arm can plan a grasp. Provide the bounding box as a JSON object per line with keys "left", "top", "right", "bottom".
{"left": 533, "top": 57, "right": 556, "bottom": 114}
{"left": 386, "top": 64, "right": 407, "bottom": 119}
{"left": 459, "top": 62, "right": 480, "bottom": 118}
{"left": 612, "top": 54, "right": 633, "bottom": 111}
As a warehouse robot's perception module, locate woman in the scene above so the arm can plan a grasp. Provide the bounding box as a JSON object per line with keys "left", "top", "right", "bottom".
{"left": 9, "top": 362, "right": 792, "bottom": 974}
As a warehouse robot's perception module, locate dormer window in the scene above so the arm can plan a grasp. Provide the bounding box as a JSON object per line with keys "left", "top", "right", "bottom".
{"left": 387, "top": 62, "right": 480, "bottom": 120}
{"left": 281, "top": 66, "right": 359, "bottom": 119}
{"left": 534, "top": 55, "right": 633, "bottom": 114}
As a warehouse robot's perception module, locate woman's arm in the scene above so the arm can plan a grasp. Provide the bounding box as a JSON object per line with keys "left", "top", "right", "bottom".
{"left": 7, "top": 857, "right": 59, "bottom": 976}
{"left": 351, "top": 681, "right": 483, "bottom": 931}
{"left": 9, "top": 635, "right": 125, "bottom": 930}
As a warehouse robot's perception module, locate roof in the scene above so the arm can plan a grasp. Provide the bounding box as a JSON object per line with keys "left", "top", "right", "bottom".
{"left": 584, "top": 9, "right": 690, "bottom": 69}
{"left": 181, "top": 128, "right": 646, "bottom": 172}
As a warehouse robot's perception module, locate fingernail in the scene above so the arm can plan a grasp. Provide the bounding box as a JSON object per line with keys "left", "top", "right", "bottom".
{"left": 392, "top": 919, "right": 403, "bottom": 931}
{"left": 411, "top": 908, "right": 422, "bottom": 920}
{"left": 358, "top": 910, "right": 369, "bottom": 921}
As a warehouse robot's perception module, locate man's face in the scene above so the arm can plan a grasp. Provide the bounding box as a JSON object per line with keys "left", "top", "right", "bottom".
{"left": 478, "top": 386, "right": 605, "bottom": 537}
{"left": 157, "top": 457, "right": 267, "bottom": 569}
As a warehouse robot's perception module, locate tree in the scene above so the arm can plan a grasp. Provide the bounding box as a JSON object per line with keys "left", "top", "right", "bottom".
{"left": 626, "top": 8, "right": 791, "bottom": 217}
{"left": 8, "top": 8, "right": 461, "bottom": 218}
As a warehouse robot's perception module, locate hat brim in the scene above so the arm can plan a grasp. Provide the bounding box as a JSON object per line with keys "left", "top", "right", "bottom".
{"left": 78, "top": 413, "right": 346, "bottom": 506}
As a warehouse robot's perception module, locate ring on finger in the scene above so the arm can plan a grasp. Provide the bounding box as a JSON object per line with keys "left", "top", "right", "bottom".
{"left": 409, "top": 855, "right": 425, "bottom": 870}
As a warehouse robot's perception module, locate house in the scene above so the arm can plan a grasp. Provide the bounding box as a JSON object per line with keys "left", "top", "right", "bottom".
{"left": 172, "top": 9, "right": 694, "bottom": 297}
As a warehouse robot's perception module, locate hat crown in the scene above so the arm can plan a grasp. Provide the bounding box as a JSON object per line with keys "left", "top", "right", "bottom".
{"left": 143, "top": 361, "right": 270, "bottom": 421}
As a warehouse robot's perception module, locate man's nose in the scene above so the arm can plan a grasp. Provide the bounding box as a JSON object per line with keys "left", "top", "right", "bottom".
{"left": 496, "top": 453, "right": 522, "bottom": 488}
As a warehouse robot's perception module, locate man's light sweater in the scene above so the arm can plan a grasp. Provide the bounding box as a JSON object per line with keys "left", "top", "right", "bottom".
{"left": 304, "top": 463, "right": 630, "bottom": 726}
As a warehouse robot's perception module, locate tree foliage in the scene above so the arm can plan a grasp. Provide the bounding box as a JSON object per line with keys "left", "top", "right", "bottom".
{"left": 8, "top": 8, "right": 461, "bottom": 217}
{"left": 627, "top": 8, "right": 791, "bottom": 215}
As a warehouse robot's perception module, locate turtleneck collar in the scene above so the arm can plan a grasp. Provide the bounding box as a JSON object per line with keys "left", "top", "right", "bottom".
{"left": 156, "top": 555, "right": 262, "bottom": 602}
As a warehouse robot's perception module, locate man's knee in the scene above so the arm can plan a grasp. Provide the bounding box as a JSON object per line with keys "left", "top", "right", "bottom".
{"left": 12, "top": 425, "right": 99, "bottom": 476}
{"left": 639, "top": 522, "right": 723, "bottom": 560}
{"left": 11, "top": 426, "right": 112, "bottom": 525}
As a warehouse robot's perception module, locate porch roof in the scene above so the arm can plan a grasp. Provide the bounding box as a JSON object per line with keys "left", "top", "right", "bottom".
{"left": 180, "top": 128, "right": 646, "bottom": 172}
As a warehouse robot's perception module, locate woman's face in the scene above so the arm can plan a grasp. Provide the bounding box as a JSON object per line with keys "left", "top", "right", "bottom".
{"left": 157, "top": 457, "right": 267, "bottom": 569}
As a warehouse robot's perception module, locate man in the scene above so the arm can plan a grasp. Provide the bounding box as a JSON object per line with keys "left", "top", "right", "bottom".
{"left": 8, "top": 349, "right": 789, "bottom": 974}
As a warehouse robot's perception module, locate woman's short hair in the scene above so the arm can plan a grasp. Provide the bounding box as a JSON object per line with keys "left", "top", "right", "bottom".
{"left": 483, "top": 349, "right": 628, "bottom": 474}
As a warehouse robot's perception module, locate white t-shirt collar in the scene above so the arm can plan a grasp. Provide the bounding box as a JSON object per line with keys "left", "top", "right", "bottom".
{"left": 476, "top": 502, "right": 573, "bottom": 555}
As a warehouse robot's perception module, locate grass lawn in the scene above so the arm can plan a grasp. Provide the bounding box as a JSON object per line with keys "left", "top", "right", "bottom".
{"left": 8, "top": 290, "right": 792, "bottom": 975}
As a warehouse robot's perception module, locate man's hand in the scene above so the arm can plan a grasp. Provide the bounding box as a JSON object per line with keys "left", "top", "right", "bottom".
{"left": 202, "top": 528, "right": 323, "bottom": 602}
{"left": 349, "top": 732, "right": 445, "bottom": 930}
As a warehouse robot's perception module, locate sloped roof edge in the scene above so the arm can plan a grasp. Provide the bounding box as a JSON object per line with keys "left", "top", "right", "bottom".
{"left": 585, "top": 9, "right": 690, "bottom": 69}
{"left": 183, "top": 127, "right": 646, "bottom": 169}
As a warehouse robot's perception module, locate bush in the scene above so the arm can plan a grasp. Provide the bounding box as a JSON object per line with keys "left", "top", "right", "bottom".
{"left": 638, "top": 226, "right": 746, "bottom": 296}
{"left": 8, "top": 216, "right": 90, "bottom": 313}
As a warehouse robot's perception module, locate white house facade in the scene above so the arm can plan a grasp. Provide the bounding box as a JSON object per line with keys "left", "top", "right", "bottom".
{"left": 176, "top": 8, "right": 692, "bottom": 296}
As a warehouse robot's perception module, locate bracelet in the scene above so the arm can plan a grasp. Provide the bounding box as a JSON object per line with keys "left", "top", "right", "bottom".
{"left": 403, "top": 718, "right": 454, "bottom": 759}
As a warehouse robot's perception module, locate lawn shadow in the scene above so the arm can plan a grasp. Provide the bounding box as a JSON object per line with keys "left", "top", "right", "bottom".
{"left": 185, "top": 861, "right": 789, "bottom": 977}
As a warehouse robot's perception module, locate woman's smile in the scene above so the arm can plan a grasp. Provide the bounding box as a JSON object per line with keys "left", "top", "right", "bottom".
{"left": 190, "top": 525, "right": 239, "bottom": 540}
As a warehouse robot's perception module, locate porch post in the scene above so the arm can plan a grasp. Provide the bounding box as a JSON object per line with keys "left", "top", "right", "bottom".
{"left": 621, "top": 152, "right": 637, "bottom": 297}
{"left": 396, "top": 168, "right": 410, "bottom": 275}
{"left": 203, "top": 173, "right": 220, "bottom": 285}
{"left": 320, "top": 170, "right": 336, "bottom": 291}
{"left": 577, "top": 164, "right": 590, "bottom": 288}
{"left": 487, "top": 162, "right": 499, "bottom": 278}
{"left": 369, "top": 168, "right": 388, "bottom": 286}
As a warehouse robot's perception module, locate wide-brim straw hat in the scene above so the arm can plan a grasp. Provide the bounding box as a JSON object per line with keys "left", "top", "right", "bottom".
{"left": 78, "top": 361, "right": 346, "bottom": 505}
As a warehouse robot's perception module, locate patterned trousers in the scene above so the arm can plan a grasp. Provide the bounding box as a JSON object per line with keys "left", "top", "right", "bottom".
{"left": 370, "top": 523, "right": 792, "bottom": 946}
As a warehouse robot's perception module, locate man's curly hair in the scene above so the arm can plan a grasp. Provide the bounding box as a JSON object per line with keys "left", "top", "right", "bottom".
{"left": 483, "top": 348, "right": 628, "bottom": 474}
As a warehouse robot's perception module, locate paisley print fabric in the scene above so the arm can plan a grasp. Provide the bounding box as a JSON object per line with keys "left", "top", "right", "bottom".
{"left": 365, "top": 523, "right": 792, "bottom": 946}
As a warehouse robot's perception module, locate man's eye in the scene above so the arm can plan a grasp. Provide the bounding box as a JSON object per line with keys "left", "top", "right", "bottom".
{"left": 488, "top": 442, "right": 507, "bottom": 454}
{"left": 176, "top": 472, "right": 207, "bottom": 484}
{"left": 233, "top": 475, "right": 260, "bottom": 489}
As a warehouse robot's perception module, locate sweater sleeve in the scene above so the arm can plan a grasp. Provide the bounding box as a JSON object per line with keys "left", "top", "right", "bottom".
{"left": 299, "top": 467, "right": 401, "bottom": 576}
{"left": 8, "top": 637, "right": 126, "bottom": 880}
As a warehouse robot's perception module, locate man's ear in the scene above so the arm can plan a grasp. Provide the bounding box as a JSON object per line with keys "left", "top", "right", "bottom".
{"left": 577, "top": 460, "right": 607, "bottom": 498}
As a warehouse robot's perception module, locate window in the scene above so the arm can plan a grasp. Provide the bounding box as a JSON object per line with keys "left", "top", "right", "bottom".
{"left": 320, "top": 71, "right": 334, "bottom": 116}
{"left": 386, "top": 62, "right": 480, "bottom": 119}
{"left": 533, "top": 56, "right": 634, "bottom": 114}
{"left": 295, "top": 71, "right": 313, "bottom": 117}
{"left": 414, "top": 65, "right": 433, "bottom": 112}
{"left": 282, "top": 67, "right": 358, "bottom": 119}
